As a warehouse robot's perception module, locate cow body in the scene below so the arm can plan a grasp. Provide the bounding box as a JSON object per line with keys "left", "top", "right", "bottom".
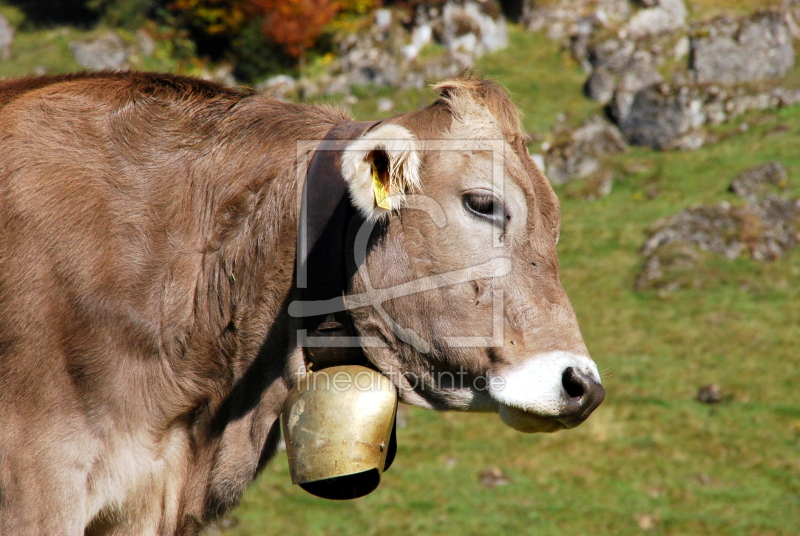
{"left": 0, "top": 72, "right": 602, "bottom": 535}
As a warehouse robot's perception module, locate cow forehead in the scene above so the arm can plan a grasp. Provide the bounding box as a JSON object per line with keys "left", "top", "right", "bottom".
{"left": 425, "top": 124, "right": 541, "bottom": 210}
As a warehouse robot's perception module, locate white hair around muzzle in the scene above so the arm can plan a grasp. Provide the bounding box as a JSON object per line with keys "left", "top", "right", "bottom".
{"left": 489, "top": 351, "right": 601, "bottom": 416}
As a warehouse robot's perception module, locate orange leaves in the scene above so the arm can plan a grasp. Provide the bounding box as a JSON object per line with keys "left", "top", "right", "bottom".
{"left": 250, "top": 0, "right": 340, "bottom": 57}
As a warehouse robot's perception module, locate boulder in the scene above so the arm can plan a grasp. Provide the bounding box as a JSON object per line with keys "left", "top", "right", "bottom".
{"left": 523, "top": 0, "right": 631, "bottom": 37}
{"left": 618, "top": 84, "right": 705, "bottom": 149}
{"left": 729, "top": 162, "right": 788, "bottom": 201}
{"left": 586, "top": 38, "right": 662, "bottom": 108}
{"left": 690, "top": 11, "right": 795, "bottom": 85}
{"left": 70, "top": 32, "right": 128, "bottom": 71}
{"left": 256, "top": 75, "right": 298, "bottom": 101}
{"left": 0, "top": 14, "right": 13, "bottom": 61}
{"left": 624, "top": 0, "right": 687, "bottom": 39}
{"left": 545, "top": 115, "right": 627, "bottom": 185}
{"left": 637, "top": 167, "right": 800, "bottom": 289}
{"left": 607, "top": 50, "right": 663, "bottom": 119}
{"left": 441, "top": 1, "right": 508, "bottom": 55}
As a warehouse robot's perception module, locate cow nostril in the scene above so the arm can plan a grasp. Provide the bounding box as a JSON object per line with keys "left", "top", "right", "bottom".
{"left": 557, "top": 367, "right": 605, "bottom": 428}
{"left": 562, "top": 367, "right": 585, "bottom": 399}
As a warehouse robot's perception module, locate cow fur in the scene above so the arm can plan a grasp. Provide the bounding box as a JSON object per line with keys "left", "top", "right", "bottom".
{"left": 0, "top": 71, "right": 597, "bottom": 535}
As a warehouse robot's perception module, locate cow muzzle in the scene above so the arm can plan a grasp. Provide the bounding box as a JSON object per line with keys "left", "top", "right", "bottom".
{"left": 489, "top": 351, "right": 604, "bottom": 433}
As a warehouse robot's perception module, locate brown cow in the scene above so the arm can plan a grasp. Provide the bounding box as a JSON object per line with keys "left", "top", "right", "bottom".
{"left": 0, "top": 71, "right": 603, "bottom": 535}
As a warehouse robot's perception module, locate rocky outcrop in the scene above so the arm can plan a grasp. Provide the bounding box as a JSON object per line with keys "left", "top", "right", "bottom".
{"left": 623, "top": 0, "right": 686, "bottom": 39}
{"left": 729, "top": 162, "right": 789, "bottom": 201}
{"left": 70, "top": 32, "right": 129, "bottom": 71}
{"left": 544, "top": 115, "right": 627, "bottom": 185}
{"left": 690, "top": 11, "right": 795, "bottom": 85}
{"left": 284, "top": 1, "right": 507, "bottom": 98}
{"left": 636, "top": 163, "right": 800, "bottom": 290}
{"left": 0, "top": 14, "right": 14, "bottom": 60}
{"left": 529, "top": 0, "right": 800, "bottom": 151}
{"left": 619, "top": 83, "right": 800, "bottom": 150}
{"left": 618, "top": 83, "right": 705, "bottom": 150}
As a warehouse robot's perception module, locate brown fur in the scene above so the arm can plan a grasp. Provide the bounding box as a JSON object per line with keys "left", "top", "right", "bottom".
{"left": 0, "top": 72, "right": 591, "bottom": 534}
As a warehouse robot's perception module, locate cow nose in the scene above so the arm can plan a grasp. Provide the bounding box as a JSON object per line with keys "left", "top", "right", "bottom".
{"left": 557, "top": 367, "right": 605, "bottom": 428}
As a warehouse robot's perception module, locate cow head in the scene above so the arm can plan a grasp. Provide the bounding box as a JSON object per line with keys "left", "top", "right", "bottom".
{"left": 339, "top": 78, "right": 603, "bottom": 433}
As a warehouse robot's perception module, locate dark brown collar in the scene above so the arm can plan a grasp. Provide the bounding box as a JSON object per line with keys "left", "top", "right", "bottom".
{"left": 295, "top": 120, "right": 381, "bottom": 371}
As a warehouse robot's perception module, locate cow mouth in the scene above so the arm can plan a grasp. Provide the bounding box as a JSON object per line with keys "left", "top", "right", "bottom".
{"left": 498, "top": 404, "right": 566, "bottom": 433}
{"left": 489, "top": 352, "right": 605, "bottom": 433}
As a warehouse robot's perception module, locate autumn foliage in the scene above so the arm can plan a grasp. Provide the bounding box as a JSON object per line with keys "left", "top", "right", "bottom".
{"left": 250, "top": 0, "right": 340, "bottom": 57}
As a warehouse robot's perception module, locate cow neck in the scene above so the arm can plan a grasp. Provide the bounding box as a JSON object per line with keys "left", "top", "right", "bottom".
{"left": 298, "top": 119, "right": 381, "bottom": 371}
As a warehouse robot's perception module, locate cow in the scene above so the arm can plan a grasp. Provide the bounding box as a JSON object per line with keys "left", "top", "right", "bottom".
{"left": 0, "top": 71, "right": 603, "bottom": 535}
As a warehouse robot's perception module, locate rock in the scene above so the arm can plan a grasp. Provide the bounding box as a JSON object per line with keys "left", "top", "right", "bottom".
{"left": 642, "top": 203, "right": 755, "bottom": 260}
{"left": 545, "top": 115, "right": 627, "bottom": 185}
{"left": 624, "top": 0, "right": 687, "bottom": 39}
{"left": 638, "top": 186, "right": 800, "bottom": 290}
{"left": 441, "top": 1, "right": 508, "bottom": 55}
{"left": 70, "top": 32, "right": 128, "bottom": 71}
{"left": 479, "top": 466, "right": 511, "bottom": 488}
{"left": 330, "top": 2, "right": 500, "bottom": 93}
{"left": 374, "top": 8, "right": 392, "bottom": 30}
{"left": 523, "top": 0, "right": 631, "bottom": 36}
{"left": 0, "top": 14, "right": 14, "bottom": 61}
{"left": 136, "top": 28, "right": 155, "bottom": 57}
{"left": 747, "top": 195, "right": 800, "bottom": 260}
{"left": 585, "top": 67, "right": 617, "bottom": 103}
{"left": 670, "top": 131, "right": 706, "bottom": 151}
{"left": 690, "top": 11, "right": 795, "bottom": 85}
{"left": 571, "top": 15, "right": 597, "bottom": 71}
{"left": 607, "top": 50, "right": 663, "bottom": 121}
{"left": 697, "top": 384, "right": 723, "bottom": 404}
{"left": 377, "top": 97, "right": 394, "bottom": 112}
{"left": 635, "top": 241, "right": 703, "bottom": 290}
{"left": 256, "top": 74, "right": 298, "bottom": 101}
{"left": 729, "top": 162, "right": 788, "bottom": 201}
{"left": 618, "top": 84, "right": 705, "bottom": 150}
{"left": 588, "top": 38, "right": 636, "bottom": 73}
{"left": 402, "top": 23, "right": 432, "bottom": 61}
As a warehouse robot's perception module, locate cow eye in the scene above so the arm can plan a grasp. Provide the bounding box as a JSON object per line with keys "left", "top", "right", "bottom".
{"left": 463, "top": 192, "right": 507, "bottom": 225}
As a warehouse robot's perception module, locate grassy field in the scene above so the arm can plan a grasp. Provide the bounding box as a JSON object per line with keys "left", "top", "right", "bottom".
{"left": 1, "top": 5, "right": 797, "bottom": 534}
{"left": 217, "top": 27, "right": 800, "bottom": 536}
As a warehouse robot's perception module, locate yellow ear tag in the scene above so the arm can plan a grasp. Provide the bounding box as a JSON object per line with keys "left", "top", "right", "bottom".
{"left": 371, "top": 163, "right": 392, "bottom": 210}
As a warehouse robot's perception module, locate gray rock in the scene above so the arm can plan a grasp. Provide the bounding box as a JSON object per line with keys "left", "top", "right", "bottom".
{"left": 402, "top": 23, "right": 432, "bottom": 61}
{"left": 136, "top": 29, "right": 155, "bottom": 57}
{"left": 441, "top": 1, "right": 508, "bottom": 55}
{"left": 585, "top": 67, "right": 617, "bottom": 103}
{"left": 639, "top": 191, "right": 800, "bottom": 289}
{"left": 691, "top": 11, "right": 795, "bottom": 85}
{"left": 523, "top": 0, "right": 631, "bottom": 35}
{"left": 377, "top": 97, "right": 394, "bottom": 112}
{"left": 624, "top": 0, "right": 687, "bottom": 39}
{"left": 545, "top": 115, "right": 627, "bottom": 185}
{"left": 729, "top": 162, "right": 788, "bottom": 201}
{"left": 588, "top": 38, "right": 636, "bottom": 73}
{"left": 70, "top": 32, "right": 128, "bottom": 71}
{"left": 618, "top": 84, "right": 705, "bottom": 150}
{"left": 375, "top": 8, "right": 392, "bottom": 29}
{"left": 256, "top": 74, "right": 297, "bottom": 101}
{"left": 608, "top": 50, "right": 663, "bottom": 121}
{"left": 0, "top": 14, "right": 14, "bottom": 61}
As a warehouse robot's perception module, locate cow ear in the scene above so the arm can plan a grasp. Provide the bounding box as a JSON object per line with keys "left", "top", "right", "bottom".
{"left": 341, "top": 123, "right": 421, "bottom": 221}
